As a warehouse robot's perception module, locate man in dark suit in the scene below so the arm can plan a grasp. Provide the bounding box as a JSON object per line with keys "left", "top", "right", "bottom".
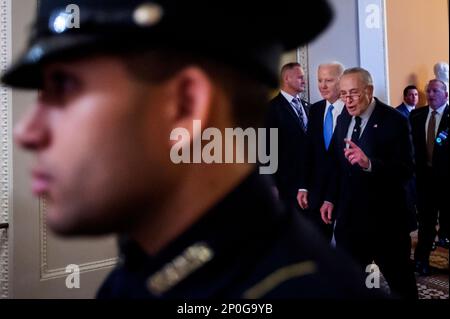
{"left": 397, "top": 85, "right": 419, "bottom": 118}
{"left": 320, "top": 67, "right": 418, "bottom": 299}
{"left": 297, "top": 62, "right": 346, "bottom": 241}
{"left": 396, "top": 85, "right": 420, "bottom": 233}
{"left": 411, "top": 79, "right": 449, "bottom": 276}
{"left": 266, "top": 63, "right": 310, "bottom": 210}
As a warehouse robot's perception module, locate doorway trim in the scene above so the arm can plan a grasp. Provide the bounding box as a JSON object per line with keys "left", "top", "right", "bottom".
{"left": 0, "top": 0, "right": 12, "bottom": 299}
{"left": 297, "top": 46, "right": 309, "bottom": 102}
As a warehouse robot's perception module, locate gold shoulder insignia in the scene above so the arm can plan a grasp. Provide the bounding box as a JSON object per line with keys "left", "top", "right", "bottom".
{"left": 243, "top": 261, "right": 317, "bottom": 299}
{"left": 147, "top": 242, "right": 214, "bottom": 296}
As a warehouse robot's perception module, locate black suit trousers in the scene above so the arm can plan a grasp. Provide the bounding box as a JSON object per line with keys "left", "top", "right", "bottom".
{"left": 301, "top": 207, "right": 334, "bottom": 242}
{"left": 415, "top": 168, "right": 450, "bottom": 262}
{"left": 336, "top": 230, "right": 418, "bottom": 300}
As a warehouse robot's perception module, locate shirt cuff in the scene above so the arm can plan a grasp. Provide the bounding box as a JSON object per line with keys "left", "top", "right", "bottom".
{"left": 363, "top": 160, "right": 372, "bottom": 172}
{"left": 298, "top": 189, "right": 308, "bottom": 192}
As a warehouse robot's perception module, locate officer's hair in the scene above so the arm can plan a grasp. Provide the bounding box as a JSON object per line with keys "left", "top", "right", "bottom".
{"left": 342, "top": 67, "right": 373, "bottom": 86}
{"left": 118, "top": 49, "right": 270, "bottom": 128}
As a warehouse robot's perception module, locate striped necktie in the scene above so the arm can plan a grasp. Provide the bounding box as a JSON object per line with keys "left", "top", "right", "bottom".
{"left": 292, "top": 98, "right": 307, "bottom": 132}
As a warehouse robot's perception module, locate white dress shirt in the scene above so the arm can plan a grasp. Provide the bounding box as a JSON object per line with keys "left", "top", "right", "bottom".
{"left": 405, "top": 104, "right": 415, "bottom": 113}
{"left": 323, "top": 99, "right": 345, "bottom": 131}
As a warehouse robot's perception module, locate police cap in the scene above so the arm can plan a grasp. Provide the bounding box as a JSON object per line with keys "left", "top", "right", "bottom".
{"left": 1, "top": 0, "right": 332, "bottom": 88}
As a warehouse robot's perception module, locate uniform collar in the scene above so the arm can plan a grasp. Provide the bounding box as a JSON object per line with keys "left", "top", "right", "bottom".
{"left": 119, "top": 170, "right": 284, "bottom": 286}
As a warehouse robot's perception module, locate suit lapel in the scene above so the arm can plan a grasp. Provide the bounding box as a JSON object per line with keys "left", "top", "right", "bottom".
{"left": 279, "top": 94, "right": 305, "bottom": 133}
{"left": 336, "top": 110, "right": 352, "bottom": 150}
{"left": 279, "top": 94, "right": 300, "bottom": 123}
{"left": 437, "top": 104, "right": 449, "bottom": 133}
{"left": 302, "top": 100, "right": 311, "bottom": 117}
{"left": 358, "top": 102, "right": 382, "bottom": 157}
{"left": 317, "top": 100, "right": 326, "bottom": 136}
{"left": 334, "top": 106, "right": 349, "bottom": 137}
{"left": 398, "top": 104, "right": 407, "bottom": 117}
{"left": 416, "top": 106, "right": 429, "bottom": 152}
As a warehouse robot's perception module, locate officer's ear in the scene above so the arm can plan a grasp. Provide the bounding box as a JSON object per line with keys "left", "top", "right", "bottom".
{"left": 168, "top": 66, "right": 213, "bottom": 143}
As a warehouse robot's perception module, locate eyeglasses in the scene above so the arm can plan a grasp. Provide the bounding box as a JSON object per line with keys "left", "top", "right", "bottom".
{"left": 340, "top": 88, "right": 366, "bottom": 100}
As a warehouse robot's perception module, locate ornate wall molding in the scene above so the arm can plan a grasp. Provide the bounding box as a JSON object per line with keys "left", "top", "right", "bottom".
{"left": 297, "top": 46, "right": 309, "bottom": 102}
{"left": 39, "top": 198, "right": 48, "bottom": 279}
{"left": 0, "top": 0, "right": 11, "bottom": 299}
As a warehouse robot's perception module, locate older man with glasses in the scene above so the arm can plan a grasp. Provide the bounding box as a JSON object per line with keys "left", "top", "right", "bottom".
{"left": 319, "top": 67, "right": 418, "bottom": 299}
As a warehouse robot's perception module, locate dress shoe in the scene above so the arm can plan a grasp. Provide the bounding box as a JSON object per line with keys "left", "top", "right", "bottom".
{"left": 415, "top": 261, "right": 431, "bottom": 276}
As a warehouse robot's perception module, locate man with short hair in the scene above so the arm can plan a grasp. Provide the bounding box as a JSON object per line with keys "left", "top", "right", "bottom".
{"left": 397, "top": 85, "right": 419, "bottom": 118}
{"left": 3, "top": 0, "right": 375, "bottom": 299}
{"left": 320, "top": 67, "right": 418, "bottom": 299}
{"left": 266, "top": 63, "right": 310, "bottom": 210}
{"left": 297, "top": 62, "right": 346, "bottom": 241}
{"left": 411, "top": 79, "right": 449, "bottom": 275}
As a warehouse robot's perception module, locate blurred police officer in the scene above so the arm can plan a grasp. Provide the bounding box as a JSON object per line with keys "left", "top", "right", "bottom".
{"left": 3, "top": 0, "right": 377, "bottom": 298}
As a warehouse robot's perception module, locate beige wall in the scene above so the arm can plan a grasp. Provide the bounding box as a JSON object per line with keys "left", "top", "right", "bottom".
{"left": 386, "top": 0, "right": 449, "bottom": 107}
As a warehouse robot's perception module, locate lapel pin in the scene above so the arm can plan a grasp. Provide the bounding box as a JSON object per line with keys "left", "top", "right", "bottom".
{"left": 373, "top": 124, "right": 378, "bottom": 128}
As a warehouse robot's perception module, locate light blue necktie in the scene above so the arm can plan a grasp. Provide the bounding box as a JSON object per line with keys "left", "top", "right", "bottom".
{"left": 323, "top": 104, "right": 334, "bottom": 149}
